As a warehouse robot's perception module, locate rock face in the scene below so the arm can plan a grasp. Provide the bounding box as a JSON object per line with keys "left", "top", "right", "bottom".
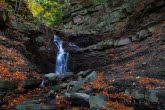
{"left": 60, "top": 0, "right": 165, "bottom": 75}
{"left": 62, "top": 0, "right": 129, "bottom": 34}
{"left": 62, "top": 0, "right": 165, "bottom": 34}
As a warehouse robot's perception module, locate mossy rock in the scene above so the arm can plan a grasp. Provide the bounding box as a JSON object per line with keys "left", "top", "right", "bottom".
{"left": 21, "top": 79, "right": 41, "bottom": 88}
{"left": 98, "top": 40, "right": 113, "bottom": 49}
{"left": 0, "top": 80, "right": 18, "bottom": 90}
{"left": 0, "top": 11, "right": 9, "bottom": 29}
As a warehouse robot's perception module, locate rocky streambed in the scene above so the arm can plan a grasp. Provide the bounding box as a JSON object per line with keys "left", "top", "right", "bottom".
{"left": 1, "top": 70, "right": 163, "bottom": 110}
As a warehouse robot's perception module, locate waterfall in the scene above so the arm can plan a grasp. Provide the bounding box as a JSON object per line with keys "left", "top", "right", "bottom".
{"left": 54, "top": 34, "right": 69, "bottom": 75}
{"left": 40, "top": 33, "right": 79, "bottom": 87}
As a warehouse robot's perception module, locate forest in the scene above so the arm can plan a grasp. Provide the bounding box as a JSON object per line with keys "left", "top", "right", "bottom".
{"left": 0, "top": 0, "right": 165, "bottom": 110}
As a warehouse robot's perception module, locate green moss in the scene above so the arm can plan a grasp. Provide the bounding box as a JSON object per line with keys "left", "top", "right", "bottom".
{"left": 100, "top": 41, "right": 109, "bottom": 49}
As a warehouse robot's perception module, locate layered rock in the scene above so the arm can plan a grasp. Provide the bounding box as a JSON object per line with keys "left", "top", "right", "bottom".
{"left": 60, "top": 0, "right": 165, "bottom": 75}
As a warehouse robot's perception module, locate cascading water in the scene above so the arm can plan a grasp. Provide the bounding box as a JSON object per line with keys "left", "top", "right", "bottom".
{"left": 54, "top": 34, "right": 69, "bottom": 75}
{"left": 40, "top": 33, "right": 79, "bottom": 87}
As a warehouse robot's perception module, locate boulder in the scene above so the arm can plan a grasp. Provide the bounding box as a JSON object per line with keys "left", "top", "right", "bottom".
{"left": 77, "top": 69, "right": 93, "bottom": 78}
{"left": 113, "top": 79, "right": 138, "bottom": 87}
{"left": 65, "top": 92, "right": 90, "bottom": 107}
{"left": 137, "top": 30, "right": 149, "bottom": 40}
{"left": 131, "top": 88, "right": 146, "bottom": 100}
{"left": 84, "top": 71, "right": 97, "bottom": 83}
{"left": 68, "top": 81, "right": 85, "bottom": 92}
{"left": 146, "top": 89, "right": 159, "bottom": 102}
{"left": 21, "top": 79, "right": 41, "bottom": 88}
{"left": 0, "top": 80, "right": 18, "bottom": 90}
{"left": 89, "top": 94, "right": 106, "bottom": 109}
{"left": 44, "top": 73, "right": 58, "bottom": 81}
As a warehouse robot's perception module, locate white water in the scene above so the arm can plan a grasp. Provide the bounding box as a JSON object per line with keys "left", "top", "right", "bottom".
{"left": 40, "top": 34, "right": 79, "bottom": 87}
{"left": 54, "top": 34, "right": 69, "bottom": 75}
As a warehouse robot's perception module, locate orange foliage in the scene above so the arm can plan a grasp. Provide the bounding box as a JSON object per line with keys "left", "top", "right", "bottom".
{"left": 56, "top": 95, "right": 71, "bottom": 108}
{"left": 0, "top": 44, "right": 32, "bottom": 80}
{"left": 3, "top": 87, "right": 49, "bottom": 110}
{"left": 82, "top": 72, "right": 133, "bottom": 109}
{"left": 13, "top": 71, "right": 27, "bottom": 80}
{"left": 82, "top": 72, "right": 108, "bottom": 91}
{"left": 0, "top": 63, "right": 11, "bottom": 79}
{"left": 139, "top": 77, "right": 165, "bottom": 89}
{"left": 109, "top": 92, "right": 132, "bottom": 102}
{"left": 31, "top": 72, "right": 42, "bottom": 80}
{"left": 0, "top": 45, "right": 26, "bottom": 65}
{"left": 0, "top": 63, "right": 27, "bottom": 80}
{"left": 4, "top": 95, "right": 26, "bottom": 110}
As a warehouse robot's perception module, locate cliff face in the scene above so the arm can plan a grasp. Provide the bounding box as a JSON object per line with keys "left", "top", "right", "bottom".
{"left": 62, "top": 0, "right": 165, "bottom": 34}
{"left": 61, "top": 0, "right": 165, "bottom": 77}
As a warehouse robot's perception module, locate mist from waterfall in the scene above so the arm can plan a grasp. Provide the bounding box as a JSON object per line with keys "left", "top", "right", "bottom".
{"left": 54, "top": 34, "right": 69, "bottom": 75}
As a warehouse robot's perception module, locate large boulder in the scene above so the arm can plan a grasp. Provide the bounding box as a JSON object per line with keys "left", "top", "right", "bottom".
{"left": 89, "top": 94, "right": 106, "bottom": 109}
{"left": 0, "top": 80, "right": 18, "bottom": 90}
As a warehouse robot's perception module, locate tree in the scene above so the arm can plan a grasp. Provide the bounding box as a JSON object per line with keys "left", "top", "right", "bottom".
{"left": 25, "top": 0, "right": 65, "bottom": 26}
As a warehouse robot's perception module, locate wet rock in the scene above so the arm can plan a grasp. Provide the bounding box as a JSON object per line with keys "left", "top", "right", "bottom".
{"left": 68, "top": 81, "right": 84, "bottom": 92}
{"left": 21, "top": 79, "right": 41, "bottom": 88}
{"left": 113, "top": 79, "right": 138, "bottom": 88}
{"left": 83, "top": 88, "right": 93, "bottom": 94}
{"left": 84, "top": 71, "right": 97, "bottom": 83}
{"left": 146, "top": 89, "right": 159, "bottom": 102}
{"left": 0, "top": 80, "right": 18, "bottom": 90}
{"left": 65, "top": 92, "right": 90, "bottom": 106}
{"left": 114, "top": 38, "right": 131, "bottom": 46}
{"left": 51, "top": 85, "right": 61, "bottom": 92}
{"left": 129, "top": 88, "right": 165, "bottom": 103}
{"left": 59, "top": 83, "right": 68, "bottom": 89}
{"left": 44, "top": 73, "right": 58, "bottom": 81}
{"left": 71, "top": 92, "right": 90, "bottom": 102}
{"left": 14, "top": 104, "right": 42, "bottom": 110}
{"left": 108, "top": 87, "right": 123, "bottom": 94}
{"left": 89, "top": 94, "right": 106, "bottom": 109}
{"left": 77, "top": 69, "right": 93, "bottom": 78}
{"left": 131, "top": 88, "right": 146, "bottom": 100}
